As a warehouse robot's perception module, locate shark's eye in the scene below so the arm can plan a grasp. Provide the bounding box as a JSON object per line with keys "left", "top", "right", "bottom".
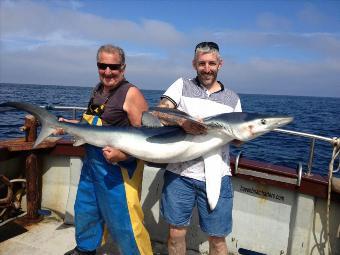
{"left": 261, "top": 119, "right": 266, "bottom": 125}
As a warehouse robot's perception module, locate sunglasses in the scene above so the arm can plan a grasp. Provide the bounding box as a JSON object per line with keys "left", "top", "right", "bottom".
{"left": 97, "top": 62, "right": 123, "bottom": 70}
{"left": 195, "top": 42, "right": 219, "bottom": 52}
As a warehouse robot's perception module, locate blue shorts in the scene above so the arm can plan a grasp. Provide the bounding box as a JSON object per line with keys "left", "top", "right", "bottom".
{"left": 160, "top": 171, "right": 233, "bottom": 237}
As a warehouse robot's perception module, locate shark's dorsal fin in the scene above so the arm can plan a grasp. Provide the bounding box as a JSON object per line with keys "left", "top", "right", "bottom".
{"left": 142, "top": 112, "right": 164, "bottom": 128}
{"left": 148, "top": 107, "right": 192, "bottom": 118}
{"left": 143, "top": 107, "right": 208, "bottom": 134}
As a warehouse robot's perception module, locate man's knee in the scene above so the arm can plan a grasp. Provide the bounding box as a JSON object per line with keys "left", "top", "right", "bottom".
{"left": 208, "top": 236, "right": 227, "bottom": 253}
{"left": 168, "top": 225, "right": 187, "bottom": 243}
{"left": 168, "top": 226, "right": 187, "bottom": 255}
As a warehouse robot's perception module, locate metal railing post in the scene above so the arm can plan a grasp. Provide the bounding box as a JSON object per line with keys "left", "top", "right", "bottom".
{"left": 307, "top": 138, "right": 316, "bottom": 175}
{"left": 72, "top": 108, "right": 76, "bottom": 119}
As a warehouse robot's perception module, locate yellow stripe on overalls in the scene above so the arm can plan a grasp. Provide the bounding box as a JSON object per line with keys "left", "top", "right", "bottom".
{"left": 82, "top": 103, "right": 151, "bottom": 253}
{"left": 82, "top": 113, "right": 103, "bottom": 126}
{"left": 121, "top": 160, "right": 153, "bottom": 255}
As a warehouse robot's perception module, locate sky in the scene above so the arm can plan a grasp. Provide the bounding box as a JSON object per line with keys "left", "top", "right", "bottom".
{"left": 0, "top": 0, "right": 340, "bottom": 97}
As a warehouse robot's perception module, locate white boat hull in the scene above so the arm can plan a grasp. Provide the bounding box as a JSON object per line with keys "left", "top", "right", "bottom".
{"left": 1, "top": 149, "right": 339, "bottom": 254}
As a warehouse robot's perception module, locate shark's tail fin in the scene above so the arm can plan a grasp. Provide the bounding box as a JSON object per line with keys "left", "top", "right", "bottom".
{"left": 0, "top": 102, "right": 59, "bottom": 148}
{"left": 33, "top": 125, "right": 58, "bottom": 148}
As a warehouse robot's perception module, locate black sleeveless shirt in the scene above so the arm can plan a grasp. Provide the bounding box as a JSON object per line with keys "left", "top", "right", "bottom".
{"left": 89, "top": 80, "right": 134, "bottom": 127}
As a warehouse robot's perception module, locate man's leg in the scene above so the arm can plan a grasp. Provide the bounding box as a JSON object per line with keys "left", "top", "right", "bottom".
{"left": 98, "top": 159, "right": 152, "bottom": 255}
{"left": 195, "top": 176, "right": 233, "bottom": 255}
{"left": 208, "top": 236, "right": 228, "bottom": 255}
{"left": 160, "top": 171, "right": 196, "bottom": 255}
{"left": 168, "top": 225, "right": 187, "bottom": 255}
{"left": 73, "top": 159, "right": 104, "bottom": 253}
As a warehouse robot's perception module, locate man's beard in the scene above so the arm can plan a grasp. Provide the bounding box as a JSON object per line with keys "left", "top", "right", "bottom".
{"left": 198, "top": 71, "right": 217, "bottom": 87}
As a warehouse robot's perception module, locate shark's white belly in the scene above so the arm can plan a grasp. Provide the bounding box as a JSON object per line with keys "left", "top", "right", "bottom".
{"left": 115, "top": 133, "right": 227, "bottom": 163}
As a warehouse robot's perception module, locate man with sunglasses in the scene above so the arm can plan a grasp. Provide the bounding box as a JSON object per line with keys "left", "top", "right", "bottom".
{"left": 64, "top": 44, "right": 152, "bottom": 255}
{"left": 158, "top": 42, "right": 242, "bottom": 255}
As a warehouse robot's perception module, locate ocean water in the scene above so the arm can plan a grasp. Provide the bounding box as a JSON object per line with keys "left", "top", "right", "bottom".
{"left": 0, "top": 83, "right": 339, "bottom": 177}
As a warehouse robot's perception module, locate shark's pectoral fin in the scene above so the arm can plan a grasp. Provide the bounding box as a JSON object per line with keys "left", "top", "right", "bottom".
{"left": 203, "top": 148, "right": 223, "bottom": 211}
{"left": 73, "top": 138, "right": 86, "bottom": 146}
{"left": 33, "top": 126, "right": 56, "bottom": 148}
{"left": 146, "top": 127, "right": 186, "bottom": 143}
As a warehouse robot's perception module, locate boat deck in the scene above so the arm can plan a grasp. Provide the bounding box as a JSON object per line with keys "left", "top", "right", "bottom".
{"left": 0, "top": 211, "right": 78, "bottom": 255}
{"left": 0, "top": 211, "right": 202, "bottom": 255}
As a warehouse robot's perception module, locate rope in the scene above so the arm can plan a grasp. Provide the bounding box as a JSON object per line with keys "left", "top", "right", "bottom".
{"left": 10, "top": 179, "right": 27, "bottom": 183}
{"left": 0, "top": 208, "right": 6, "bottom": 218}
{"left": 326, "top": 137, "right": 340, "bottom": 255}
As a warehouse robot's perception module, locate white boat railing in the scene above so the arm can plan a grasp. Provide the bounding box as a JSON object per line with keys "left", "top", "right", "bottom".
{"left": 42, "top": 105, "right": 87, "bottom": 119}
{"left": 40, "top": 105, "right": 340, "bottom": 175}
{"left": 274, "top": 128, "right": 340, "bottom": 175}
{"left": 234, "top": 151, "right": 304, "bottom": 186}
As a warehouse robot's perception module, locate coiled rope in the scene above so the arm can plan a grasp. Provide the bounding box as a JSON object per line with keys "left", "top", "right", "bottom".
{"left": 326, "top": 137, "right": 340, "bottom": 255}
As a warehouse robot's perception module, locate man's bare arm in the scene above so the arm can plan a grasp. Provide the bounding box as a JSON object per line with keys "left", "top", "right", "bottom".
{"left": 124, "top": 87, "right": 148, "bottom": 127}
{"left": 102, "top": 86, "right": 149, "bottom": 163}
{"left": 231, "top": 140, "right": 243, "bottom": 147}
{"left": 158, "top": 98, "right": 175, "bottom": 109}
{"left": 157, "top": 98, "right": 206, "bottom": 135}
{"left": 53, "top": 117, "right": 80, "bottom": 135}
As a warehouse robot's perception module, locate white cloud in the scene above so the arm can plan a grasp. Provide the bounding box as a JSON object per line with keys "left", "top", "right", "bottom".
{"left": 0, "top": 0, "right": 185, "bottom": 49}
{"left": 220, "top": 58, "right": 340, "bottom": 97}
{"left": 256, "top": 12, "right": 292, "bottom": 31}
{"left": 0, "top": 0, "right": 339, "bottom": 98}
{"left": 214, "top": 30, "right": 340, "bottom": 58}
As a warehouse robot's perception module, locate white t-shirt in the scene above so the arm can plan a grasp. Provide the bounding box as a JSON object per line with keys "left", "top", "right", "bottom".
{"left": 162, "top": 77, "right": 242, "bottom": 181}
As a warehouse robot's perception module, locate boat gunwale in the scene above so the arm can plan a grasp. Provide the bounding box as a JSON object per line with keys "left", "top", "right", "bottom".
{"left": 1, "top": 138, "right": 339, "bottom": 202}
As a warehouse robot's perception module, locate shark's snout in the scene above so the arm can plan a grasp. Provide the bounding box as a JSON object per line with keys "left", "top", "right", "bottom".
{"left": 277, "top": 116, "right": 294, "bottom": 127}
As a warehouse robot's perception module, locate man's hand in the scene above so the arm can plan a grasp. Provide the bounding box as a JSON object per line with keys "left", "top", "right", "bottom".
{"left": 157, "top": 98, "right": 207, "bottom": 135}
{"left": 102, "top": 146, "right": 129, "bottom": 163}
{"left": 52, "top": 117, "right": 66, "bottom": 135}
{"left": 52, "top": 117, "right": 79, "bottom": 135}
{"left": 232, "top": 140, "right": 244, "bottom": 147}
{"left": 180, "top": 118, "right": 207, "bottom": 135}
